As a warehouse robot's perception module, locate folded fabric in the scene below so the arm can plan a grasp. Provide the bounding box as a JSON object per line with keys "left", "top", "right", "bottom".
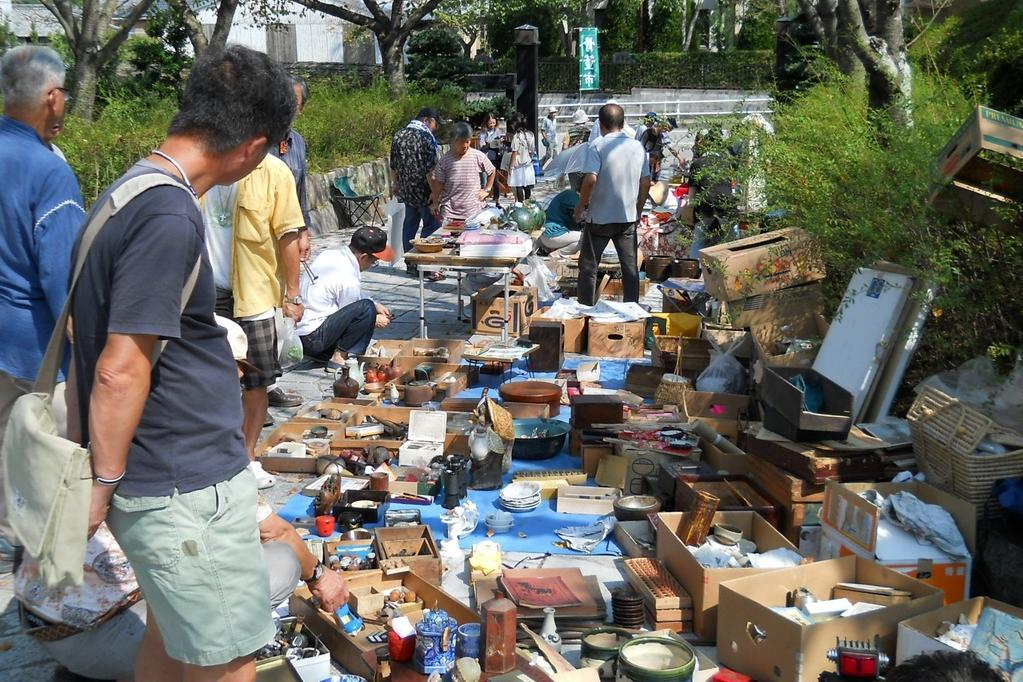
{"left": 457, "top": 230, "right": 529, "bottom": 245}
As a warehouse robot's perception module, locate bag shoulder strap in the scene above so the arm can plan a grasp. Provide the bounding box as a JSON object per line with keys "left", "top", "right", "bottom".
{"left": 34, "top": 174, "right": 203, "bottom": 394}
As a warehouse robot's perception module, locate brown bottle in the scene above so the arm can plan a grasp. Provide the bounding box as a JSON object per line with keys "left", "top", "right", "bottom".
{"left": 481, "top": 592, "right": 517, "bottom": 673}
{"left": 333, "top": 367, "right": 360, "bottom": 398}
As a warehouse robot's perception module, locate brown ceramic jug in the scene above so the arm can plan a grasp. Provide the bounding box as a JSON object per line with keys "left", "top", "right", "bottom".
{"left": 333, "top": 367, "right": 360, "bottom": 399}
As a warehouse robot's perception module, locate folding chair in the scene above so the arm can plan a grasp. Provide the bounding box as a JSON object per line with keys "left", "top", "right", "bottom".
{"left": 330, "top": 176, "right": 382, "bottom": 228}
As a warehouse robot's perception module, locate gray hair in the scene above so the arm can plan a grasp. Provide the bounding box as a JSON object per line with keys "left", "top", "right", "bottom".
{"left": 451, "top": 121, "right": 473, "bottom": 142}
{"left": 0, "top": 46, "right": 66, "bottom": 109}
{"left": 290, "top": 76, "right": 309, "bottom": 104}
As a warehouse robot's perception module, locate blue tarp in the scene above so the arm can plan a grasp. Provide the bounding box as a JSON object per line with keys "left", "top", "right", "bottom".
{"left": 277, "top": 357, "right": 638, "bottom": 555}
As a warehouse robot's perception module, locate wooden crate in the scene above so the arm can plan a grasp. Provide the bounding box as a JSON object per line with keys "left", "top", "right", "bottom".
{"left": 556, "top": 486, "right": 618, "bottom": 515}
{"left": 622, "top": 557, "right": 693, "bottom": 611}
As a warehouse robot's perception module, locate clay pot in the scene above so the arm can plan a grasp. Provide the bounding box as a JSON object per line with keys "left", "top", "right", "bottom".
{"left": 332, "top": 367, "right": 360, "bottom": 399}
{"left": 404, "top": 381, "right": 434, "bottom": 407}
{"left": 644, "top": 255, "right": 673, "bottom": 283}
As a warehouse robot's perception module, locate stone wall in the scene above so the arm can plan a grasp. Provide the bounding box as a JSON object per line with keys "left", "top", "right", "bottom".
{"left": 305, "top": 157, "right": 392, "bottom": 236}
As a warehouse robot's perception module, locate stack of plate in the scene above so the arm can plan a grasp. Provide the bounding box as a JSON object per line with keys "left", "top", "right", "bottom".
{"left": 499, "top": 481, "right": 542, "bottom": 513}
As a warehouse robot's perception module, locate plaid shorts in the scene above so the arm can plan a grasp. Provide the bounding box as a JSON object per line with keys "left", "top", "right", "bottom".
{"left": 237, "top": 316, "right": 280, "bottom": 390}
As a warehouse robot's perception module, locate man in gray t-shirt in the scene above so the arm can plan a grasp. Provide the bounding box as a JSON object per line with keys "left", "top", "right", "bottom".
{"left": 573, "top": 103, "right": 651, "bottom": 306}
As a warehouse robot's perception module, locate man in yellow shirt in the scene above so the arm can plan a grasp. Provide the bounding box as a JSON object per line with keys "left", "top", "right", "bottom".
{"left": 203, "top": 154, "right": 304, "bottom": 487}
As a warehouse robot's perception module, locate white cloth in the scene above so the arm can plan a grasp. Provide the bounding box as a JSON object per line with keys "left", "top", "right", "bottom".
{"left": 591, "top": 119, "right": 637, "bottom": 141}
{"left": 202, "top": 183, "right": 238, "bottom": 291}
{"left": 296, "top": 246, "right": 368, "bottom": 336}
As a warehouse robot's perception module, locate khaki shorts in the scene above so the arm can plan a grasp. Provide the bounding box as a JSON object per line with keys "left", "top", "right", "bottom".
{"left": 107, "top": 467, "right": 275, "bottom": 667}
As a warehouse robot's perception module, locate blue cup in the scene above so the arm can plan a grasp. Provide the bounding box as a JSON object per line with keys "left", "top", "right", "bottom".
{"left": 456, "top": 622, "right": 482, "bottom": 660}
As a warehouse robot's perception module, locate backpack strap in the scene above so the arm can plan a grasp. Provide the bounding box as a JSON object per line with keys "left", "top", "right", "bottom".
{"left": 34, "top": 174, "right": 203, "bottom": 394}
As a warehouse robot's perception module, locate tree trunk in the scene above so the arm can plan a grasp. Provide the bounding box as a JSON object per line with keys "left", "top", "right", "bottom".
{"left": 207, "top": 0, "right": 239, "bottom": 53}
{"left": 69, "top": 52, "right": 99, "bottom": 120}
{"left": 379, "top": 38, "right": 406, "bottom": 93}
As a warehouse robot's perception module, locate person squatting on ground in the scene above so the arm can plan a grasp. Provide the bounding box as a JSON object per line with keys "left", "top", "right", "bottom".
{"left": 67, "top": 45, "right": 297, "bottom": 682}
{"left": 296, "top": 226, "right": 395, "bottom": 369}
{"left": 573, "top": 103, "right": 651, "bottom": 306}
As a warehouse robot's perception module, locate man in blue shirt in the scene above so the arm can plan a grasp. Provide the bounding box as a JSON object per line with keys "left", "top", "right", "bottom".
{"left": 0, "top": 45, "right": 84, "bottom": 551}
{"left": 574, "top": 103, "right": 651, "bottom": 305}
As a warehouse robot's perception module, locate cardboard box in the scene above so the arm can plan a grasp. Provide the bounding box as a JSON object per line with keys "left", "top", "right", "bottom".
{"left": 530, "top": 307, "right": 587, "bottom": 353}
{"left": 896, "top": 596, "right": 1023, "bottom": 664}
{"left": 587, "top": 319, "right": 646, "bottom": 358}
{"left": 930, "top": 106, "right": 1023, "bottom": 229}
{"left": 751, "top": 313, "right": 829, "bottom": 369}
{"left": 289, "top": 570, "right": 477, "bottom": 679}
{"left": 818, "top": 480, "right": 976, "bottom": 603}
{"left": 652, "top": 336, "right": 713, "bottom": 378}
{"left": 718, "top": 282, "right": 824, "bottom": 328}
{"left": 675, "top": 479, "right": 778, "bottom": 526}
{"left": 718, "top": 556, "right": 944, "bottom": 682}
{"left": 656, "top": 510, "right": 800, "bottom": 640}
{"left": 682, "top": 389, "right": 751, "bottom": 420}
{"left": 615, "top": 520, "right": 657, "bottom": 557}
{"left": 471, "top": 284, "right": 538, "bottom": 336}
{"left": 699, "top": 228, "right": 826, "bottom": 302}
{"left": 759, "top": 366, "right": 853, "bottom": 443}
{"left": 557, "top": 485, "right": 619, "bottom": 515}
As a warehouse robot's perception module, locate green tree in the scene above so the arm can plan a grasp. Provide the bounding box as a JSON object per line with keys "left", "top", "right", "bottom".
{"left": 406, "top": 27, "right": 477, "bottom": 87}
{"left": 124, "top": 7, "right": 193, "bottom": 99}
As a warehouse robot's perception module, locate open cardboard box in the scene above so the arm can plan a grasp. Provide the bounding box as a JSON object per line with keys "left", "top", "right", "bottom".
{"left": 657, "top": 510, "right": 800, "bottom": 640}
{"left": 289, "top": 569, "right": 476, "bottom": 679}
{"left": 751, "top": 313, "right": 829, "bottom": 369}
{"left": 361, "top": 338, "right": 466, "bottom": 364}
{"left": 895, "top": 596, "right": 1023, "bottom": 664}
{"left": 530, "top": 306, "right": 588, "bottom": 353}
{"left": 717, "top": 556, "right": 944, "bottom": 682}
{"left": 699, "top": 228, "right": 826, "bottom": 302}
{"left": 293, "top": 398, "right": 378, "bottom": 422}
{"left": 819, "top": 480, "right": 976, "bottom": 603}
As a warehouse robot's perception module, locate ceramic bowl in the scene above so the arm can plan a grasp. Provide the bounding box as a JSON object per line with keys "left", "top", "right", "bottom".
{"left": 340, "top": 528, "right": 373, "bottom": 541}
{"left": 580, "top": 626, "right": 633, "bottom": 661}
{"left": 618, "top": 637, "right": 696, "bottom": 681}
{"left": 499, "top": 481, "right": 541, "bottom": 501}
{"left": 484, "top": 511, "right": 515, "bottom": 532}
{"left": 613, "top": 495, "right": 663, "bottom": 522}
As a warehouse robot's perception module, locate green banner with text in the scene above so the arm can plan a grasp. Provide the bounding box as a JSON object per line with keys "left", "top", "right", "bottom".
{"left": 578, "top": 27, "right": 600, "bottom": 91}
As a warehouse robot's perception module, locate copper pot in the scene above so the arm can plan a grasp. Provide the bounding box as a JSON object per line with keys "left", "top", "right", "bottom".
{"left": 404, "top": 381, "right": 434, "bottom": 407}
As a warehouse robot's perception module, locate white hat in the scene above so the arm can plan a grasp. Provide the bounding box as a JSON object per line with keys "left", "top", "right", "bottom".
{"left": 215, "top": 314, "right": 259, "bottom": 373}
{"left": 606, "top": 98, "right": 619, "bottom": 105}
{"left": 548, "top": 106, "right": 558, "bottom": 114}
{"left": 571, "top": 109, "right": 588, "bottom": 125}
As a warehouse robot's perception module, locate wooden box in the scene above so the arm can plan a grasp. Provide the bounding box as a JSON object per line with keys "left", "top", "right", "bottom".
{"left": 674, "top": 478, "right": 779, "bottom": 527}
{"left": 289, "top": 569, "right": 477, "bottom": 679}
{"left": 530, "top": 307, "right": 587, "bottom": 353}
{"left": 373, "top": 525, "right": 442, "bottom": 584}
{"left": 571, "top": 394, "right": 626, "bottom": 429}
{"left": 528, "top": 319, "right": 565, "bottom": 372}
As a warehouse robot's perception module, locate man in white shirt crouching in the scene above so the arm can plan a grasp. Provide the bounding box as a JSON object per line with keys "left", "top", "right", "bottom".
{"left": 296, "top": 226, "right": 394, "bottom": 369}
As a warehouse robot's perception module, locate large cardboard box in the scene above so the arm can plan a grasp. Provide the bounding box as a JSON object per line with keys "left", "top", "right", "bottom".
{"left": 719, "top": 282, "right": 824, "bottom": 328}
{"left": 530, "top": 307, "right": 587, "bottom": 353}
{"left": 471, "top": 285, "right": 538, "bottom": 336}
{"left": 819, "top": 480, "right": 976, "bottom": 603}
{"left": 699, "top": 228, "right": 826, "bottom": 302}
{"left": 656, "top": 511, "right": 800, "bottom": 640}
{"left": 751, "top": 313, "right": 829, "bottom": 369}
{"left": 896, "top": 596, "right": 1023, "bottom": 664}
{"left": 930, "top": 106, "right": 1023, "bottom": 229}
{"left": 587, "top": 319, "right": 646, "bottom": 358}
{"left": 717, "top": 556, "right": 944, "bottom": 682}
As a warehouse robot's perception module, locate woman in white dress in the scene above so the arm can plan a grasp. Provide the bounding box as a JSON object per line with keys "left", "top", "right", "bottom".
{"left": 506, "top": 111, "right": 536, "bottom": 202}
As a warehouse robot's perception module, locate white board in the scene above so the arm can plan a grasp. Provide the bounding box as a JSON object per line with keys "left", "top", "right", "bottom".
{"left": 813, "top": 268, "right": 914, "bottom": 421}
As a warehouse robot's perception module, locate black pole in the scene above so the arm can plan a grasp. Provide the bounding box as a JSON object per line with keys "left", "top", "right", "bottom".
{"left": 514, "top": 25, "right": 540, "bottom": 156}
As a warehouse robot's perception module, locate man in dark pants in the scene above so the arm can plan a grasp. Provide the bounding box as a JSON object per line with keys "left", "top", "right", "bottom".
{"left": 391, "top": 108, "right": 441, "bottom": 276}
{"left": 573, "top": 103, "right": 651, "bottom": 306}
{"left": 296, "top": 226, "right": 394, "bottom": 369}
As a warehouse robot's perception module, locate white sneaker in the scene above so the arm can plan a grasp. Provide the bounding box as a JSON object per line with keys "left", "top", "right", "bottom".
{"left": 248, "top": 460, "right": 276, "bottom": 490}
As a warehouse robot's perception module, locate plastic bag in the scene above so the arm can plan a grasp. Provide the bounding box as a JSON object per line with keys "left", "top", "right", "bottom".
{"left": 523, "top": 254, "right": 558, "bottom": 303}
{"left": 384, "top": 197, "right": 405, "bottom": 264}
{"left": 276, "top": 312, "right": 304, "bottom": 369}
{"left": 696, "top": 340, "right": 748, "bottom": 394}
{"left": 916, "top": 356, "right": 1023, "bottom": 434}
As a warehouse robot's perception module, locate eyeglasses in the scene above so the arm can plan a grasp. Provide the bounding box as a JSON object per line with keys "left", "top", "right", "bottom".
{"left": 50, "top": 87, "right": 72, "bottom": 104}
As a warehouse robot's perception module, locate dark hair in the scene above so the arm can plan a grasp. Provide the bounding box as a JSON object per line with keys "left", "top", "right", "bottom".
{"left": 598, "top": 103, "right": 625, "bottom": 131}
{"left": 507, "top": 111, "right": 528, "bottom": 135}
{"left": 886, "top": 651, "right": 1003, "bottom": 682}
{"left": 290, "top": 76, "right": 309, "bottom": 105}
{"left": 169, "top": 45, "right": 295, "bottom": 154}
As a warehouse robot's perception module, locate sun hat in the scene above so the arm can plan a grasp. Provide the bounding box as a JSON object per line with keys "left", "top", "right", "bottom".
{"left": 571, "top": 109, "right": 589, "bottom": 125}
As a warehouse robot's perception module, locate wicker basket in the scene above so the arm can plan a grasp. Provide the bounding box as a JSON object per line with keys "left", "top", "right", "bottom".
{"left": 907, "top": 386, "right": 1023, "bottom": 516}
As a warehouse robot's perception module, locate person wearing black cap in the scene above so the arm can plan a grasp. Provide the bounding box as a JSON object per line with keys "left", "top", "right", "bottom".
{"left": 296, "top": 225, "right": 395, "bottom": 369}
{"left": 391, "top": 107, "right": 443, "bottom": 276}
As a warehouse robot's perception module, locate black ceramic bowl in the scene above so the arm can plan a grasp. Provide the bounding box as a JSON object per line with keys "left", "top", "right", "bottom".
{"left": 510, "top": 418, "right": 571, "bottom": 460}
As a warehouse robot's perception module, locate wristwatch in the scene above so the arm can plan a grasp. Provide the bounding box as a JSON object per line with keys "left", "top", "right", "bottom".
{"left": 305, "top": 561, "right": 325, "bottom": 583}
{"left": 285, "top": 295, "right": 303, "bottom": 305}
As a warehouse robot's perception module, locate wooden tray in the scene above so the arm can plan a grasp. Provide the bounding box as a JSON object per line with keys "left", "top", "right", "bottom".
{"left": 622, "top": 557, "right": 692, "bottom": 610}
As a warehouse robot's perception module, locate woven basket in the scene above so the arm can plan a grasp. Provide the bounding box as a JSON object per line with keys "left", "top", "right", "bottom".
{"left": 654, "top": 344, "right": 690, "bottom": 406}
{"left": 907, "top": 386, "right": 1023, "bottom": 516}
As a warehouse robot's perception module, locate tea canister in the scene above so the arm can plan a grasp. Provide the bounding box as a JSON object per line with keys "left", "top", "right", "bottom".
{"left": 413, "top": 608, "right": 458, "bottom": 674}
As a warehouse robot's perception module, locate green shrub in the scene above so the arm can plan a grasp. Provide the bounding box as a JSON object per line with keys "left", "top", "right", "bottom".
{"left": 297, "top": 80, "right": 464, "bottom": 173}
{"left": 406, "top": 28, "right": 477, "bottom": 89}
{"left": 759, "top": 71, "right": 1023, "bottom": 391}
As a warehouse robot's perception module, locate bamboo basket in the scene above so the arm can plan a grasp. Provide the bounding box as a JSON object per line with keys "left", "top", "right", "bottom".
{"left": 907, "top": 385, "right": 1023, "bottom": 516}
{"left": 654, "top": 345, "right": 690, "bottom": 407}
